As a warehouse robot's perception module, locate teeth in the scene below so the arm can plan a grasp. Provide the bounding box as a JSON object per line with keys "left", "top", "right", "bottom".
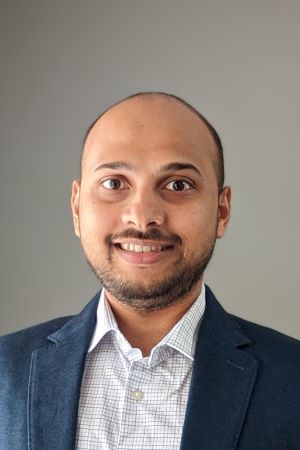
{"left": 120, "top": 243, "right": 168, "bottom": 253}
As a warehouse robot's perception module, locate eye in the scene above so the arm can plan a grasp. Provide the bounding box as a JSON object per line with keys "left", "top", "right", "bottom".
{"left": 165, "top": 179, "right": 194, "bottom": 191}
{"left": 101, "top": 178, "right": 125, "bottom": 190}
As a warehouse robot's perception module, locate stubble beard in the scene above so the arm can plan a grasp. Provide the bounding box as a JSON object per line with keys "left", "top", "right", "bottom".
{"left": 83, "top": 233, "right": 217, "bottom": 311}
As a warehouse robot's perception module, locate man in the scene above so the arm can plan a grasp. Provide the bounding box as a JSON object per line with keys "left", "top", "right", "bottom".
{"left": 0, "top": 92, "right": 300, "bottom": 450}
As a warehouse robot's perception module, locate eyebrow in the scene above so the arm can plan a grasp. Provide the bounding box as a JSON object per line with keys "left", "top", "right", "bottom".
{"left": 159, "top": 162, "right": 202, "bottom": 177}
{"left": 93, "top": 161, "right": 202, "bottom": 177}
{"left": 93, "top": 161, "right": 134, "bottom": 172}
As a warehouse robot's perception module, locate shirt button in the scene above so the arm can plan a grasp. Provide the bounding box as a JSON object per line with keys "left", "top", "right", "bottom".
{"left": 131, "top": 389, "right": 144, "bottom": 402}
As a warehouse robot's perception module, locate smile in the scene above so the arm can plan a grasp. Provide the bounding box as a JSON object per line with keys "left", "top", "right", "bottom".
{"left": 119, "top": 243, "right": 171, "bottom": 253}
{"left": 113, "top": 240, "right": 175, "bottom": 265}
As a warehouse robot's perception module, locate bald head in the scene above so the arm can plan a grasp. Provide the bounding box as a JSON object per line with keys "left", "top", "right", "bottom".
{"left": 81, "top": 92, "right": 224, "bottom": 190}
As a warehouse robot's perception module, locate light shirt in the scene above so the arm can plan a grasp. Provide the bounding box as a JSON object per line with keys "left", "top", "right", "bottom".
{"left": 75, "top": 285, "right": 206, "bottom": 450}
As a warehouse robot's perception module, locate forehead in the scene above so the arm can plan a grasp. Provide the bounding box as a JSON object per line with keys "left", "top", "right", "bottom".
{"left": 82, "top": 96, "right": 217, "bottom": 175}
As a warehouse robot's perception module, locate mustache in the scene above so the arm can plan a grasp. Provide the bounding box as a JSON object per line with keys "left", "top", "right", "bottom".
{"left": 106, "top": 228, "right": 182, "bottom": 246}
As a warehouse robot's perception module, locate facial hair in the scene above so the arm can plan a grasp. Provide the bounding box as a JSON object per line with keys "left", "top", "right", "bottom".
{"left": 83, "top": 227, "right": 217, "bottom": 311}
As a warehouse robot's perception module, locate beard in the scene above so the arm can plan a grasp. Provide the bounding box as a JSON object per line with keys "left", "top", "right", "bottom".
{"left": 83, "top": 228, "right": 217, "bottom": 311}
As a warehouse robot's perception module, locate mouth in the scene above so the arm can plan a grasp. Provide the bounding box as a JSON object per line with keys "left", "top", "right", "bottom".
{"left": 112, "top": 240, "right": 175, "bottom": 264}
{"left": 116, "top": 242, "right": 173, "bottom": 253}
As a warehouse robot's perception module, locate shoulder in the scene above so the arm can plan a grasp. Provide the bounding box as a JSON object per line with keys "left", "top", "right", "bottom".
{"left": 0, "top": 291, "right": 101, "bottom": 364}
{"left": 0, "top": 316, "right": 74, "bottom": 422}
{"left": 231, "top": 314, "right": 300, "bottom": 373}
{"left": 0, "top": 316, "right": 73, "bottom": 363}
{"left": 232, "top": 314, "right": 300, "bottom": 349}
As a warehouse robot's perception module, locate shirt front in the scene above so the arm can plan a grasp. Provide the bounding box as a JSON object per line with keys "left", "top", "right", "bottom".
{"left": 75, "top": 285, "right": 206, "bottom": 450}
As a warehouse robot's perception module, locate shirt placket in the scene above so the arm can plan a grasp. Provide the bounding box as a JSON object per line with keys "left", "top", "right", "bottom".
{"left": 117, "top": 357, "right": 153, "bottom": 450}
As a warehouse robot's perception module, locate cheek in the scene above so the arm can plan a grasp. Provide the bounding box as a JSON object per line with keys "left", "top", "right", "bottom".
{"left": 79, "top": 198, "right": 117, "bottom": 239}
{"left": 176, "top": 205, "right": 218, "bottom": 243}
{"left": 174, "top": 214, "right": 201, "bottom": 245}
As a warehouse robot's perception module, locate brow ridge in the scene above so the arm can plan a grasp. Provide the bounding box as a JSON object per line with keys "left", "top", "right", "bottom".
{"left": 94, "top": 161, "right": 134, "bottom": 172}
{"left": 160, "top": 162, "right": 202, "bottom": 177}
{"left": 93, "top": 161, "right": 202, "bottom": 177}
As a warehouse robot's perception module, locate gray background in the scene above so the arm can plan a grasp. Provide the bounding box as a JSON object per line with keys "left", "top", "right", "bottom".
{"left": 1, "top": 1, "right": 299, "bottom": 338}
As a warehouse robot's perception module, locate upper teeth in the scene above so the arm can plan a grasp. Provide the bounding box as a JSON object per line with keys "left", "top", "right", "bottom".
{"left": 120, "top": 243, "right": 168, "bottom": 252}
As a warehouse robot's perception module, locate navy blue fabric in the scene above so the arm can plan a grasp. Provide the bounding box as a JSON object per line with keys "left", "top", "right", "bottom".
{"left": 1, "top": 287, "right": 300, "bottom": 449}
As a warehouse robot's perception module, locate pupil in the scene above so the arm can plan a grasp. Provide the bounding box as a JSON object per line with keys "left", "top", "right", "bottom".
{"left": 110, "top": 179, "right": 120, "bottom": 189}
{"left": 174, "top": 180, "right": 184, "bottom": 190}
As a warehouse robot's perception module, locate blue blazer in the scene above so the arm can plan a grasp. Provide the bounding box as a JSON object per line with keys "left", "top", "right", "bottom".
{"left": 1, "top": 286, "right": 300, "bottom": 449}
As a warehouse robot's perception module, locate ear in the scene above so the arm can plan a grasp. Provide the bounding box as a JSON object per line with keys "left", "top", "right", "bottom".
{"left": 71, "top": 180, "right": 81, "bottom": 237}
{"left": 217, "top": 186, "right": 231, "bottom": 239}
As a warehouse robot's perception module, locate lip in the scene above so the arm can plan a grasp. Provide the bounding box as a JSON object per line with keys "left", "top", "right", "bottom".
{"left": 113, "top": 242, "right": 175, "bottom": 265}
{"left": 112, "top": 239, "right": 173, "bottom": 247}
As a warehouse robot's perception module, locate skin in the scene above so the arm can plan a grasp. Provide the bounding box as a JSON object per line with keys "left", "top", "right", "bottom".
{"left": 71, "top": 95, "right": 231, "bottom": 356}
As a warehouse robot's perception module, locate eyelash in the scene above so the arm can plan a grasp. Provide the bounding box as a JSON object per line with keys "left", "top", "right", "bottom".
{"left": 100, "top": 178, "right": 194, "bottom": 191}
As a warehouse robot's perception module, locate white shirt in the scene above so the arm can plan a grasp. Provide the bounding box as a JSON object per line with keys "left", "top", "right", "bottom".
{"left": 75, "top": 285, "right": 206, "bottom": 450}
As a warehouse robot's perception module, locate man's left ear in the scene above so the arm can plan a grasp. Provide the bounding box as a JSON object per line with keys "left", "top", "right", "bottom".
{"left": 217, "top": 186, "right": 231, "bottom": 238}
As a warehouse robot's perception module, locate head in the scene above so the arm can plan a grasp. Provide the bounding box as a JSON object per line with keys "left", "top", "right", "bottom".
{"left": 71, "top": 92, "right": 231, "bottom": 311}
{"left": 81, "top": 92, "right": 225, "bottom": 191}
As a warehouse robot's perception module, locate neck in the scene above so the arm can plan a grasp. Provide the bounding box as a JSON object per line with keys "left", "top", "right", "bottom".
{"left": 105, "top": 281, "right": 203, "bottom": 357}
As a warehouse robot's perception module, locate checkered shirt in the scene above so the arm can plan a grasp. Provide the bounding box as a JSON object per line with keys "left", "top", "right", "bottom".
{"left": 75, "top": 285, "right": 206, "bottom": 450}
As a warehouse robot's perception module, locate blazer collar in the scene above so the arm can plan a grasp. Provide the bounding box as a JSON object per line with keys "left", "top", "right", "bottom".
{"left": 180, "top": 286, "right": 258, "bottom": 450}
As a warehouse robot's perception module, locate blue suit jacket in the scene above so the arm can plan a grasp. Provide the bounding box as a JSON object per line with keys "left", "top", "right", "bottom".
{"left": 1, "top": 286, "right": 300, "bottom": 449}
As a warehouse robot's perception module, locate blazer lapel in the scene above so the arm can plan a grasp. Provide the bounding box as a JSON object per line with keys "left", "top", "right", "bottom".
{"left": 180, "top": 287, "right": 259, "bottom": 450}
{"left": 27, "top": 293, "right": 99, "bottom": 450}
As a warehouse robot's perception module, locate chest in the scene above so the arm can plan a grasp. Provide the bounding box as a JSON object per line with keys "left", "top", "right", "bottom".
{"left": 75, "top": 338, "right": 193, "bottom": 450}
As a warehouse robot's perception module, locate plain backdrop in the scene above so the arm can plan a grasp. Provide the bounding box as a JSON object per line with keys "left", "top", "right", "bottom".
{"left": 0, "top": 0, "right": 299, "bottom": 338}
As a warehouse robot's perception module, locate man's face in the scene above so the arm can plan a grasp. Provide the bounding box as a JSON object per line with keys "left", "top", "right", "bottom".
{"left": 71, "top": 96, "right": 231, "bottom": 310}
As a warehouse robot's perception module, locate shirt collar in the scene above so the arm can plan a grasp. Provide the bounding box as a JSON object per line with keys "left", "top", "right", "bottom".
{"left": 88, "top": 289, "right": 118, "bottom": 353}
{"left": 161, "top": 284, "right": 205, "bottom": 360}
{"left": 88, "top": 284, "right": 206, "bottom": 360}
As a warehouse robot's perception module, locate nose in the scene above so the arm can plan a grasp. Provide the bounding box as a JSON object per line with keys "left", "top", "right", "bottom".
{"left": 121, "top": 189, "right": 166, "bottom": 231}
